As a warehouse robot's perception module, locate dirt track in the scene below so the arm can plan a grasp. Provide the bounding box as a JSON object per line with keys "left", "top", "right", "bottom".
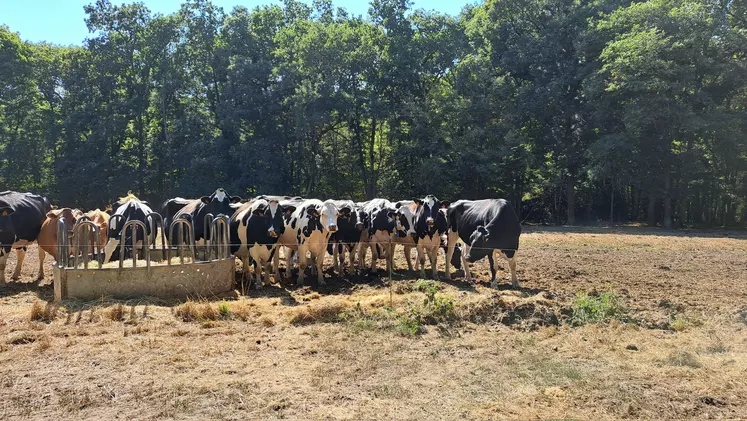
{"left": 1, "top": 226, "right": 746, "bottom": 420}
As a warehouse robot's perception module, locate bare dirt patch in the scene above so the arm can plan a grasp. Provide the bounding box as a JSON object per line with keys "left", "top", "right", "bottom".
{"left": 1, "top": 226, "right": 746, "bottom": 420}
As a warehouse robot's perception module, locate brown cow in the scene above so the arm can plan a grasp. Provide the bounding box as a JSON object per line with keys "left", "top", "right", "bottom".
{"left": 37, "top": 208, "right": 83, "bottom": 279}
{"left": 79, "top": 209, "right": 109, "bottom": 257}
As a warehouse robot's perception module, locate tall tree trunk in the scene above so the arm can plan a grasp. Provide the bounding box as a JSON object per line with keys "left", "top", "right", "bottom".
{"left": 609, "top": 181, "right": 614, "bottom": 224}
{"left": 647, "top": 191, "right": 656, "bottom": 226}
{"left": 566, "top": 177, "right": 576, "bottom": 225}
{"left": 663, "top": 172, "right": 673, "bottom": 229}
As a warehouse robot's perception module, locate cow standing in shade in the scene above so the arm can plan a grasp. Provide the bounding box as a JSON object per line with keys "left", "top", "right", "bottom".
{"left": 413, "top": 195, "right": 450, "bottom": 279}
{"left": 276, "top": 199, "right": 339, "bottom": 286}
{"left": 0, "top": 191, "right": 52, "bottom": 283}
{"left": 445, "top": 199, "right": 521, "bottom": 288}
{"left": 361, "top": 199, "right": 397, "bottom": 275}
{"left": 230, "top": 198, "right": 289, "bottom": 289}
{"left": 104, "top": 193, "right": 153, "bottom": 263}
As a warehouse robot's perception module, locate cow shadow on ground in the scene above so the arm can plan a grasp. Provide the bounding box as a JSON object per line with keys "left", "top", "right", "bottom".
{"left": 0, "top": 281, "right": 54, "bottom": 300}
{"left": 248, "top": 267, "right": 485, "bottom": 299}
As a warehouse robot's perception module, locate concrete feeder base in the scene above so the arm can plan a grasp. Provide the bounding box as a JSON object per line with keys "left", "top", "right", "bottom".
{"left": 53, "top": 258, "right": 236, "bottom": 301}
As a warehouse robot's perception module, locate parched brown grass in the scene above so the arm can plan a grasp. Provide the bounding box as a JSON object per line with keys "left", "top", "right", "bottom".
{"left": 1, "top": 226, "right": 746, "bottom": 420}
{"left": 29, "top": 300, "right": 58, "bottom": 323}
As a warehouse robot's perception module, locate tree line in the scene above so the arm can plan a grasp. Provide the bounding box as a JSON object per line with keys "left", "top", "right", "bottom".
{"left": 1, "top": 0, "right": 745, "bottom": 227}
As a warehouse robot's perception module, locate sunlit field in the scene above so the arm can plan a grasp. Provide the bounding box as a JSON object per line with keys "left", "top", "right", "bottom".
{"left": 1, "top": 226, "right": 746, "bottom": 420}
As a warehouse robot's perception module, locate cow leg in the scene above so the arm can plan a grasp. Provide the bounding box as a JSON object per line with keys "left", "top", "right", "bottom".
{"left": 348, "top": 245, "right": 355, "bottom": 274}
{"left": 357, "top": 243, "right": 367, "bottom": 271}
{"left": 417, "top": 244, "right": 427, "bottom": 279}
{"left": 37, "top": 247, "right": 46, "bottom": 282}
{"left": 332, "top": 244, "right": 340, "bottom": 275}
{"left": 0, "top": 249, "right": 7, "bottom": 284}
{"left": 387, "top": 243, "right": 395, "bottom": 276}
{"left": 272, "top": 251, "right": 282, "bottom": 283}
{"left": 273, "top": 246, "right": 281, "bottom": 277}
{"left": 316, "top": 253, "right": 326, "bottom": 285}
{"left": 429, "top": 247, "right": 438, "bottom": 280}
{"left": 11, "top": 248, "right": 26, "bottom": 280}
{"left": 445, "top": 232, "right": 459, "bottom": 280}
{"left": 505, "top": 253, "right": 519, "bottom": 288}
{"left": 403, "top": 245, "right": 414, "bottom": 272}
{"left": 296, "top": 247, "right": 307, "bottom": 287}
{"left": 337, "top": 244, "right": 348, "bottom": 276}
{"left": 285, "top": 248, "right": 294, "bottom": 279}
{"left": 488, "top": 251, "right": 498, "bottom": 288}
{"left": 239, "top": 257, "right": 250, "bottom": 294}
{"left": 461, "top": 244, "right": 472, "bottom": 282}
{"left": 263, "top": 260, "right": 272, "bottom": 287}
{"left": 369, "top": 243, "right": 378, "bottom": 273}
{"left": 254, "top": 260, "right": 263, "bottom": 290}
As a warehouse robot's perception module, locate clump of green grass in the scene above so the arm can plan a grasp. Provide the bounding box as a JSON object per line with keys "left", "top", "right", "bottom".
{"left": 218, "top": 301, "right": 232, "bottom": 320}
{"left": 571, "top": 290, "right": 627, "bottom": 325}
{"left": 395, "top": 282, "right": 456, "bottom": 336}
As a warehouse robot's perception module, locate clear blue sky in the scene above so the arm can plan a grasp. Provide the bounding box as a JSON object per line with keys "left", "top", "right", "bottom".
{"left": 1, "top": 0, "right": 473, "bottom": 46}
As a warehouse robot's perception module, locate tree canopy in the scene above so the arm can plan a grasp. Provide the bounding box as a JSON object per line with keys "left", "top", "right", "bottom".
{"left": 1, "top": 0, "right": 745, "bottom": 227}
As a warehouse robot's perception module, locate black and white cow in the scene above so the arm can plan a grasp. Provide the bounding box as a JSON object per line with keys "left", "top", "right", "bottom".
{"left": 393, "top": 200, "right": 421, "bottom": 272}
{"left": 326, "top": 200, "right": 364, "bottom": 274}
{"left": 412, "top": 195, "right": 450, "bottom": 279}
{"left": 361, "top": 199, "right": 397, "bottom": 275}
{"left": 168, "top": 188, "right": 241, "bottom": 250}
{"left": 445, "top": 199, "right": 521, "bottom": 288}
{"left": 230, "top": 197, "right": 289, "bottom": 289}
{"left": 276, "top": 199, "right": 339, "bottom": 286}
{"left": 104, "top": 193, "right": 154, "bottom": 263}
{"left": 161, "top": 197, "right": 194, "bottom": 236}
{"left": 0, "top": 191, "right": 52, "bottom": 283}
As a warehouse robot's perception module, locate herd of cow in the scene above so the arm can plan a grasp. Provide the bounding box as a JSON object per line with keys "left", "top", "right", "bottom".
{"left": 0, "top": 189, "right": 522, "bottom": 289}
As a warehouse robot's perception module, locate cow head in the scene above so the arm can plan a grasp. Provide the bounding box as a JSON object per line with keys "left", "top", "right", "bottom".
{"left": 0, "top": 207, "right": 16, "bottom": 257}
{"left": 369, "top": 206, "right": 397, "bottom": 236}
{"left": 465, "top": 225, "right": 494, "bottom": 263}
{"left": 200, "top": 188, "right": 241, "bottom": 217}
{"left": 395, "top": 201, "right": 418, "bottom": 239}
{"left": 266, "top": 200, "right": 286, "bottom": 239}
{"left": 46, "top": 208, "right": 79, "bottom": 240}
{"left": 320, "top": 200, "right": 339, "bottom": 233}
{"left": 414, "top": 195, "right": 449, "bottom": 236}
{"left": 354, "top": 207, "right": 369, "bottom": 231}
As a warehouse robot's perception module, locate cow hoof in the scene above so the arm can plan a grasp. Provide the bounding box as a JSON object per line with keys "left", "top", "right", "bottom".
{"left": 490, "top": 281, "right": 499, "bottom": 289}
{"left": 11, "top": 275, "right": 20, "bottom": 281}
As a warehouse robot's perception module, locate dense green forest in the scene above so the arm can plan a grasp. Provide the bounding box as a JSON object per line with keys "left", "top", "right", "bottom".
{"left": 1, "top": 0, "right": 745, "bottom": 227}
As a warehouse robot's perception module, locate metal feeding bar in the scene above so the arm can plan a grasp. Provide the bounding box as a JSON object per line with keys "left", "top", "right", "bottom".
{"left": 146, "top": 212, "right": 166, "bottom": 259}
{"left": 168, "top": 218, "right": 196, "bottom": 265}
{"left": 118, "top": 220, "right": 151, "bottom": 271}
{"left": 210, "top": 214, "right": 230, "bottom": 260}
{"left": 72, "top": 220, "right": 102, "bottom": 269}
{"left": 56, "top": 218, "right": 69, "bottom": 268}
{"left": 203, "top": 213, "right": 214, "bottom": 261}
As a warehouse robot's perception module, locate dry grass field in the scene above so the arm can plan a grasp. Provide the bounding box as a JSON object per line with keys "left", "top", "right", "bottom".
{"left": 1, "top": 226, "right": 746, "bottom": 420}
